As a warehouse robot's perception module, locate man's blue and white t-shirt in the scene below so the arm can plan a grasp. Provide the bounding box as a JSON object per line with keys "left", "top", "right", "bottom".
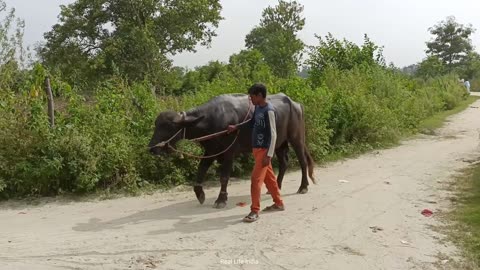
{"left": 250, "top": 103, "right": 277, "bottom": 157}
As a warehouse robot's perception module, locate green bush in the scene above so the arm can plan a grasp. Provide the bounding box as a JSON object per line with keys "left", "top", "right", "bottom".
{"left": 0, "top": 61, "right": 469, "bottom": 199}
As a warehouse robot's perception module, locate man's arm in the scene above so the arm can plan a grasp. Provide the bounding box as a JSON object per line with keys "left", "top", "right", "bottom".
{"left": 227, "top": 114, "right": 254, "bottom": 133}
{"left": 239, "top": 116, "right": 254, "bottom": 128}
{"left": 267, "top": 110, "right": 277, "bottom": 157}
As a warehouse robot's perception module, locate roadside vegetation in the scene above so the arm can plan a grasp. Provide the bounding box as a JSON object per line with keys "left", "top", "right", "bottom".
{"left": 0, "top": 1, "right": 478, "bottom": 200}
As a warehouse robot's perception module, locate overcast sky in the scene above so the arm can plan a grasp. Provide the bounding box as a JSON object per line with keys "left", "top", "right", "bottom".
{"left": 4, "top": 0, "right": 480, "bottom": 68}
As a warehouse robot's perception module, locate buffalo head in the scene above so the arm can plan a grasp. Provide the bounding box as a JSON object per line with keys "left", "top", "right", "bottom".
{"left": 148, "top": 110, "right": 204, "bottom": 155}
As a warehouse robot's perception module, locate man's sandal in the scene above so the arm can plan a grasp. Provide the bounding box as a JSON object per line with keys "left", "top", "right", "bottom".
{"left": 243, "top": 212, "right": 259, "bottom": 223}
{"left": 263, "top": 204, "right": 285, "bottom": 212}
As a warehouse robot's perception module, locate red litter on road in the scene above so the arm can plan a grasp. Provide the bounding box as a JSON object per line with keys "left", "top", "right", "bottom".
{"left": 236, "top": 202, "right": 247, "bottom": 207}
{"left": 421, "top": 209, "right": 433, "bottom": 217}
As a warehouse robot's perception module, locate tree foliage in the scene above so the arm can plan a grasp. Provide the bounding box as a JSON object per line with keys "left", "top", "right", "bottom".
{"left": 416, "top": 16, "right": 478, "bottom": 83}
{"left": 227, "top": 49, "right": 272, "bottom": 84}
{"left": 38, "top": 0, "right": 223, "bottom": 88}
{"left": 415, "top": 56, "right": 446, "bottom": 78}
{"left": 460, "top": 52, "right": 480, "bottom": 78}
{"left": 245, "top": 0, "right": 305, "bottom": 78}
{"left": 168, "top": 50, "right": 273, "bottom": 95}
{"left": 426, "top": 16, "right": 475, "bottom": 68}
{"left": 307, "top": 33, "right": 385, "bottom": 86}
{"left": 0, "top": 0, "right": 29, "bottom": 91}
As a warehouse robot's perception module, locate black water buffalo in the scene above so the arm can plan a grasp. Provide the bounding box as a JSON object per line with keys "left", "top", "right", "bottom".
{"left": 148, "top": 93, "right": 316, "bottom": 208}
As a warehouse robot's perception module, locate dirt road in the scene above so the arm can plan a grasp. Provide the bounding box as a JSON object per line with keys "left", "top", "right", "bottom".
{"left": 2, "top": 96, "right": 480, "bottom": 270}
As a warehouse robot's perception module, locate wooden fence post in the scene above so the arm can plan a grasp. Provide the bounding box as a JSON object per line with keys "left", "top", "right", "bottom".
{"left": 44, "top": 76, "right": 55, "bottom": 128}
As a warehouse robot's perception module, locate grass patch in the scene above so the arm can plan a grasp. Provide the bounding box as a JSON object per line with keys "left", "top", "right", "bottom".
{"left": 418, "top": 95, "right": 480, "bottom": 135}
{"left": 445, "top": 163, "right": 480, "bottom": 269}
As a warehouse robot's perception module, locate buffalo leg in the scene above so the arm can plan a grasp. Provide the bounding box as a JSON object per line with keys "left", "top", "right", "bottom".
{"left": 213, "top": 156, "right": 233, "bottom": 209}
{"left": 290, "top": 141, "right": 309, "bottom": 194}
{"left": 275, "top": 142, "right": 289, "bottom": 190}
{"left": 194, "top": 157, "right": 215, "bottom": 204}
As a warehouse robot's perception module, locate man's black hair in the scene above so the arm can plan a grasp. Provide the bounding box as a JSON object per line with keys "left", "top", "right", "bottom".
{"left": 248, "top": 83, "right": 267, "bottom": 98}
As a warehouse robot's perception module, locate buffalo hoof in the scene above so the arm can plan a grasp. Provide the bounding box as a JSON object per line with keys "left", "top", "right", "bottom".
{"left": 213, "top": 200, "right": 227, "bottom": 209}
{"left": 297, "top": 187, "right": 308, "bottom": 194}
{"left": 213, "top": 192, "right": 228, "bottom": 209}
{"left": 194, "top": 186, "right": 205, "bottom": 204}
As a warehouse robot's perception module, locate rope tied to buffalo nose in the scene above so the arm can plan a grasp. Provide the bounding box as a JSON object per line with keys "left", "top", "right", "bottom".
{"left": 150, "top": 99, "right": 253, "bottom": 159}
{"left": 149, "top": 112, "right": 187, "bottom": 149}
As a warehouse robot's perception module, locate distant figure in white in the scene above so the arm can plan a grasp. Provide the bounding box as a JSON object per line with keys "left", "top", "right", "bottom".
{"left": 460, "top": 79, "right": 471, "bottom": 94}
{"left": 465, "top": 80, "right": 471, "bottom": 94}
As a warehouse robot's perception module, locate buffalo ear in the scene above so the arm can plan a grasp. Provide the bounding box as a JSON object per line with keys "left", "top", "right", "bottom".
{"left": 173, "top": 115, "right": 205, "bottom": 127}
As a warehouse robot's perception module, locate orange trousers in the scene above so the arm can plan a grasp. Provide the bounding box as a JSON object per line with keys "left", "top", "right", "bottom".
{"left": 251, "top": 148, "right": 283, "bottom": 213}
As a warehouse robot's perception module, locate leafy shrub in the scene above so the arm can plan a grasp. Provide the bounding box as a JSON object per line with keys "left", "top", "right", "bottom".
{"left": 0, "top": 60, "right": 468, "bottom": 199}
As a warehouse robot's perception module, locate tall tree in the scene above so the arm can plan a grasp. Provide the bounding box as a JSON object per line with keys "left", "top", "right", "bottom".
{"left": 0, "top": 0, "right": 28, "bottom": 91}
{"left": 426, "top": 16, "right": 475, "bottom": 68}
{"left": 245, "top": 0, "right": 305, "bottom": 78}
{"left": 38, "top": 0, "right": 223, "bottom": 89}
